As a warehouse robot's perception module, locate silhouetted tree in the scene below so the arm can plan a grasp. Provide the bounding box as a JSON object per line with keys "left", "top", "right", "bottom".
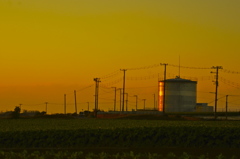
{"left": 40, "top": 111, "right": 46, "bottom": 116}
{"left": 11, "top": 106, "right": 21, "bottom": 119}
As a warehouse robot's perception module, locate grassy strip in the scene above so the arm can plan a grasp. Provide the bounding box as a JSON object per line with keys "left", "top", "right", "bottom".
{"left": 0, "top": 126, "right": 240, "bottom": 149}
{"left": 0, "top": 150, "right": 238, "bottom": 159}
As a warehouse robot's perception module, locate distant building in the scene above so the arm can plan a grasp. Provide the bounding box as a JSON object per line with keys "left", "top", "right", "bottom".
{"left": 195, "top": 103, "right": 213, "bottom": 112}
{"left": 158, "top": 77, "right": 197, "bottom": 112}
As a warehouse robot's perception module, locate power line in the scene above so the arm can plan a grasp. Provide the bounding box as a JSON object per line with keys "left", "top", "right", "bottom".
{"left": 127, "top": 64, "right": 160, "bottom": 70}
{"left": 6, "top": 63, "right": 240, "bottom": 114}
{"left": 168, "top": 64, "right": 212, "bottom": 69}
{"left": 219, "top": 77, "right": 240, "bottom": 89}
{"left": 100, "top": 70, "right": 121, "bottom": 80}
{"left": 221, "top": 69, "right": 240, "bottom": 74}
{"left": 208, "top": 95, "right": 226, "bottom": 104}
{"left": 100, "top": 77, "right": 122, "bottom": 87}
{"left": 75, "top": 84, "right": 94, "bottom": 92}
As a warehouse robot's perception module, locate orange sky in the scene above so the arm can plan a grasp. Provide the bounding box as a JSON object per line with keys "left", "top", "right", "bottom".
{"left": 0, "top": 0, "right": 240, "bottom": 113}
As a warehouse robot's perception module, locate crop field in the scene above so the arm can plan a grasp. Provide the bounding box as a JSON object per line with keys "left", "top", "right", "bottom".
{"left": 0, "top": 119, "right": 240, "bottom": 158}
{"left": 1, "top": 118, "right": 240, "bottom": 131}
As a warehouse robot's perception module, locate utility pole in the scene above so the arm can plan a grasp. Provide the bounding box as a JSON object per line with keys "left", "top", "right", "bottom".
{"left": 125, "top": 93, "right": 128, "bottom": 111}
{"left": 143, "top": 99, "right": 146, "bottom": 110}
{"left": 64, "top": 94, "right": 66, "bottom": 114}
{"left": 45, "top": 102, "right": 48, "bottom": 114}
{"left": 118, "top": 88, "right": 122, "bottom": 111}
{"left": 211, "top": 66, "right": 223, "bottom": 119}
{"left": 160, "top": 63, "right": 168, "bottom": 114}
{"left": 226, "top": 95, "right": 228, "bottom": 120}
{"left": 111, "top": 87, "right": 117, "bottom": 111}
{"left": 134, "top": 95, "right": 138, "bottom": 111}
{"left": 94, "top": 78, "right": 101, "bottom": 116}
{"left": 120, "top": 69, "right": 127, "bottom": 112}
{"left": 74, "top": 90, "right": 78, "bottom": 114}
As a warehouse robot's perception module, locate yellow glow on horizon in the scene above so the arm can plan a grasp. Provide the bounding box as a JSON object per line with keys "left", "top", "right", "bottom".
{"left": 0, "top": 0, "right": 240, "bottom": 113}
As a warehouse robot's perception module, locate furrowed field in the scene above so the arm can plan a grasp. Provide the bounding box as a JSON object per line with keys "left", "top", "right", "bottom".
{"left": 0, "top": 118, "right": 240, "bottom": 158}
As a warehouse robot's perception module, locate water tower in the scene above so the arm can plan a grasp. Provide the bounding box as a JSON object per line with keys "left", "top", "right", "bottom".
{"left": 158, "top": 76, "right": 197, "bottom": 112}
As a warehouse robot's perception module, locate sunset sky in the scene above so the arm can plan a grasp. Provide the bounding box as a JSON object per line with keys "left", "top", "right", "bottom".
{"left": 1, "top": 0, "right": 240, "bottom": 114}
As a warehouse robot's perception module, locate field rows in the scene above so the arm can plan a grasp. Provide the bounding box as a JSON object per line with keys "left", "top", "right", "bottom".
{"left": 0, "top": 119, "right": 240, "bottom": 149}
{"left": 0, "top": 119, "right": 240, "bottom": 131}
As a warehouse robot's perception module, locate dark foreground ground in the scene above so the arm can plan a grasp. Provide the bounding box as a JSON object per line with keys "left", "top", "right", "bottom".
{"left": 1, "top": 116, "right": 240, "bottom": 158}
{"left": 1, "top": 147, "right": 240, "bottom": 158}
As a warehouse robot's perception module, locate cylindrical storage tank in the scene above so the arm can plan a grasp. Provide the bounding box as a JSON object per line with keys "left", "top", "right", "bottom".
{"left": 158, "top": 77, "right": 197, "bottom": 112}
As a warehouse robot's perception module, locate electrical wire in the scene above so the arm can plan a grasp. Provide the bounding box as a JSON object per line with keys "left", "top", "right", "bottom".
{"left": 168, "top": 64, "right": 212, "bottom": 69}
{"left": 8, "top": 63, "right": 240, "bottom": 113}
{"left": 219, "top": 77, "right": 240, "bottom": 89}
{"left": 221, "top": 69, "right": 240, "bottom": 74}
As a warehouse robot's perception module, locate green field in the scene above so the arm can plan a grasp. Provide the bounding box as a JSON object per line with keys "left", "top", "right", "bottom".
{"left": 0, "top": 119, "right": 240, "bottom": 158}
{"left": 1, "top": 118, "right": 240, "bottom": 131}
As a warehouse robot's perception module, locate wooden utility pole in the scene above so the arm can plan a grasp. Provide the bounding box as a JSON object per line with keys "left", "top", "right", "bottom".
{"left": 94, "top": 78, "right": 101, "bottom": 116}
{"left": 74, "top": 90, "right": 78, "bottom": 114}
{"left": 111, "top": 87, "right": 117, "bottom": 111}
{"left": 226, "top": 95, "right": 228, "bottom": 120}
{"left": 134, "top": 95, "right": 138, "bottom": 111}
{"left": 118, "top": 88, "right": 122, "bottom": 112}
{"left": 125, "top": 93, "right": 128, "bottom": 111}
{"left": 211, "top": 66, "right": 223, "bottom": 119}
{"left": 120, "top": 69, "right": 127, "bottom": 112}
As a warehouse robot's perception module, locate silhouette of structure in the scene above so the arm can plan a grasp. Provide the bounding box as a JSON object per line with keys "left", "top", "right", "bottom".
{"left": 159, "top": 77, "right": 197, "bottom": 112}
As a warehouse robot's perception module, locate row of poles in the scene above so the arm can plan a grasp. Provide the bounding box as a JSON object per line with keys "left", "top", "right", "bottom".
{"left": 94, "top": 71, "right": 154, "bottom": 116}
{"left": 63, "top": 92, "right": 90, "bottom": 115}
{"left": 17, "top": 64, "right": 224, "bottom": 118}
{"left": 94, "top": 83, "right": 150, "bottom": 113}
{"left": 61, "top": 85, "right": 149, "bottom": 115}
{"left": 109, "top": 88, "right": 152, "bottom": 112}
{"left": 92, "top": 65, "right": 167, "bottom": 116}
{"left": 19, "top": 64, "right": 236, "bottom": 120}
{"left": 92, "top": 64, "right": 224, "bottom": 118}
